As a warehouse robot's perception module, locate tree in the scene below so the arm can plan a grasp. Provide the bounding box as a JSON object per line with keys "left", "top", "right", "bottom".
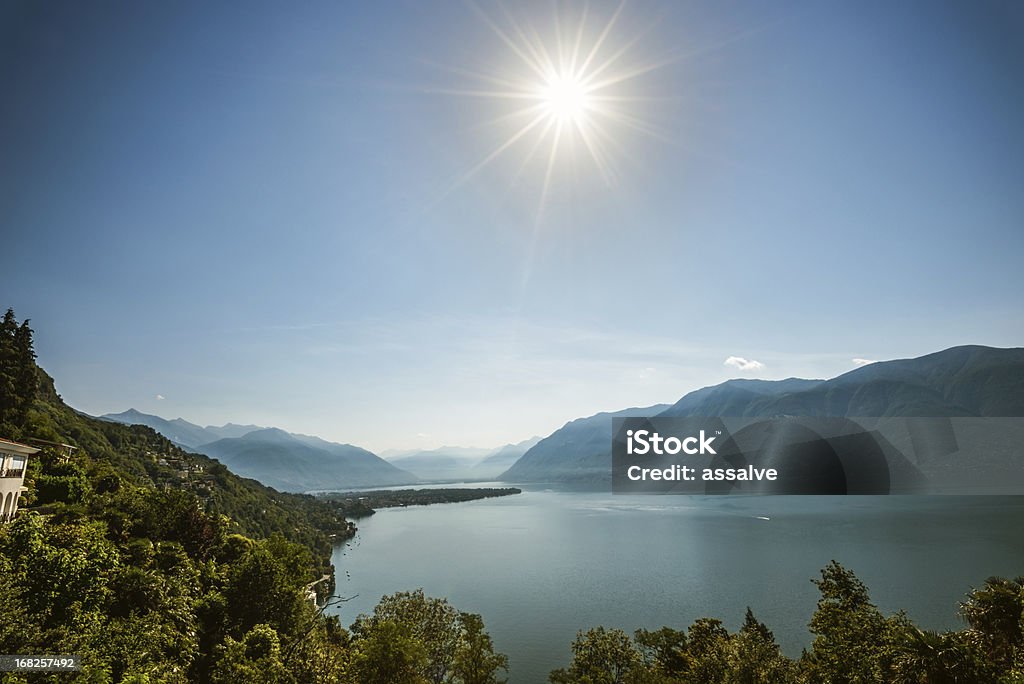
{"left": 804, "top": 561, "right": 901, "bottom": 683}
{"left": 452, "top": 612, "right": 508, "bottom": 684}
{"left": 279, "top": 611, "right": 352, "bottom": 684}
{"left": 13, "top": 318, "right": 37, "bottom": 418}
{"left": 0, "top": 307, "right": 31, "bottom": 434}
{"left": 0, "top": 553, "right": 40, "bottom": 652}
{"left": 726, "top": 608, "right": 796, "bottom": 684}
{"left": 131, "top": 488, "right": 226, "bottom": 559}
{"left": 959, "top": 576, "right": 1024, "bottom": 673}
{"left": 891, "top": 624, "right": 995, "bottom": 684}
{"left": 549, "top": 626, "right": 640, "bottom": 684}
{"left": 634, "top": 627, "right": 688, "bottom": 678}
{"left": 223, "top": 538, "right": 310, "bottom": 638}
{"left": 211, "top": 624, "right": 294, "bottom": 684}
{"left": 684, "top": 618, "right": 730, "bottom": 684}
{"left": 352, "top": 589, "right": 462, "bottom": 684}
{"left": 349, "top": 592, "right": 507, "bottom": 684}
{"left": 0, "top": 512, "right": 119, "bottom": 628}
{"left": 352, "top": 620, "right": 428, "bottom": 684}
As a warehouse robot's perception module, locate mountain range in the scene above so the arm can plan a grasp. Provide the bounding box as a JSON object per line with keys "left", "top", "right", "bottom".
{"left": 101, "top": 409, "right": 264, "bottom": 449}
{"left": 100, "top": 410, "right": 539, "bottom": 490}
{"left": 103, "top": 346, "right": 1023, "bottom": 491}
{"left": 499, "top": 345, "right": 1024, "bottom": 484}
{"left": 100, "top": 410, "right": 415, "bottom": 492}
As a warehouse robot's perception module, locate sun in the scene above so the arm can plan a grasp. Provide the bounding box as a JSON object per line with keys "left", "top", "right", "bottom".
{"left": 431, "top": 1, "right": 669, "bottom": 197}
{"left": 539, "top": 72, "right": 592, "bottom": 125}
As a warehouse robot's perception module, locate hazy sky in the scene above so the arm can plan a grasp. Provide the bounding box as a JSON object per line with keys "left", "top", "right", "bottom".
{"left": 3, "top": 1, "right": 1022, "bottom": 451}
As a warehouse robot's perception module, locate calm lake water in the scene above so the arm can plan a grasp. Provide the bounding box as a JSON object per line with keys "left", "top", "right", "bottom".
{"left": 327, "top": 485, "right": 1024, "bottom": 683}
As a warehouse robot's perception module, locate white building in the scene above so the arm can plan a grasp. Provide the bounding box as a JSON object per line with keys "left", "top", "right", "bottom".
{"left": 0, "top": 438, "right": 39, "bottom": 522}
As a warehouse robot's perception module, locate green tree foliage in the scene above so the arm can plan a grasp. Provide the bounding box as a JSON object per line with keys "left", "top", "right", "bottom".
{"left": 453, "top": 612, "right": 509, "bottom": 684}
{"left": 211, "top": 623, "right": 294, "bottom": 684}
{"left": 549, "top": 626, "right": 640, "bottom": 684}
{"left": 549, "top": 563, "right": 1023, "bottom": 684}
{"left": 891, "top": 624, "right": 995, "bottom": 683}
{"left": 352, "top": 620, "right": 429, "bottom": 684}
{"left": 634, "top": 626, "right": 688, "bottom": 679}
{"left": 223, "top": 535, "right": 311, "bottom": 638}
{"left": 0, "top": 513, "right": 119, "bottom": 628}
{"left": 726, "top": 608, "right": 797, "bottom": 684}
{"left": 352, "top": 589, "right": 462, "bottom": 683}
{"left": 350, "top": 590, "right": 508, "bottom": 684}
{"left": 34, "top": 468, "right": 91, "bottom": 505}
{"left": 959, "top": 576, "right": 1024, "bottom": 673}
{"left": 802, "top": 560, "right": 903, "bottom": 683}
{"left": 0, "top": 512, "right": 200, "bottom": 679}
{"left": 684, "top": 618, "right": 730, "bottom": 683}
{"left": 281, "top": 611, "right": 353, "bottom": 684}
{"left": 0, "top": 308, "right": 37, "bottom": 436}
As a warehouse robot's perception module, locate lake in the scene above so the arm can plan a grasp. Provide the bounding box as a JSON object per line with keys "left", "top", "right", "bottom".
{"left": 327, "top": 485, "right": 1024, "bottom": 682}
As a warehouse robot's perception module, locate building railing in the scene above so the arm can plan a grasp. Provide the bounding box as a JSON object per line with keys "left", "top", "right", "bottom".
{"left": 0, "top": 468, "right": 25, "bottom": 479}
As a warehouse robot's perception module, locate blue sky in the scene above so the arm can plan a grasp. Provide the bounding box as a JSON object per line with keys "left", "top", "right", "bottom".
{"left": 3, "top": 0, "right": 1022, "bottom": 451}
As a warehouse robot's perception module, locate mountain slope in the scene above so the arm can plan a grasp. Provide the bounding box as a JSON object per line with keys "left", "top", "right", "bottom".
{"left": 102, "top": 410, "right": 412, "bottom": 492}
{"left": 675, "top": 346, "right": 1024, "bottom": 419}
{"left": 101, "top": 409, "right": 267, "bottom": 447}
{"left": 658, "top": 378, "right": 824, "bottom": 418}
{"left": 12, "top": 367, "right": 354, "bottom": 581}
{"left": 473, "top": 436, "right": 542, "bottom": 478}
{"left": 203, "top": 422, "right": 264, "bottom": 440}
{"left": 197, "top": 428, "right": 416, "bottom": 492}
{"left": 499, "top": 405, "right": 669, "bottom": 482}
{"left": 101, "top": 408, "right": 219, "bottom": 448}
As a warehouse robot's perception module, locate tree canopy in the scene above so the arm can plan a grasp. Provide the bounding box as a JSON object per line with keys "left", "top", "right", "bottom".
{"left": 548, "top": 561, "right": 1023, "bottom": 683}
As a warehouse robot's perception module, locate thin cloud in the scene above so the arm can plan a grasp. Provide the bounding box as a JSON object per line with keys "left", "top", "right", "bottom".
{"left": 155, "top": 394, "right": 165, "bottom": 400}
{"left": 724, "top": 356, "right": 764, "bottom": 371}
{"left": 851, "top": 358, "right": 877, "bottom": 367}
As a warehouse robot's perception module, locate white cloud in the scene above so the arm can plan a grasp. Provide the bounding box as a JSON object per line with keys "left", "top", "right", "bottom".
{"left": 155, "top": 394, "right": 165, "bottom": 400}
{"left": 724, "top": 356, "right": 764, "bottom": 371}
{"left": 851, "top": 358, "right": 877, "bottom": 367}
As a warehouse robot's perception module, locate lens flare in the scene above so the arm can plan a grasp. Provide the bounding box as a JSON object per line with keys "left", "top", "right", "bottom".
{"left": 432, "top": 1, "right": 672, "bottom": 199}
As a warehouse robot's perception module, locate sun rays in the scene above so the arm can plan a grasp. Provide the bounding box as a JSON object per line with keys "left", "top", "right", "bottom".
{"left": 434, "top": 1, "right": 670, "bottom": 205}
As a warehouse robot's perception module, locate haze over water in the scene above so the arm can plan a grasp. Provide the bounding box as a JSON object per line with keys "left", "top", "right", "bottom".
{"left": 328, "top": 486, "right": 1024, "bottom": 683}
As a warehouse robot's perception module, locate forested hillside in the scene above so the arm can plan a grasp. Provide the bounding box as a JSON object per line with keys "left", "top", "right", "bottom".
{"left": 0, "top": 309, "right": 507, "bottom": 682}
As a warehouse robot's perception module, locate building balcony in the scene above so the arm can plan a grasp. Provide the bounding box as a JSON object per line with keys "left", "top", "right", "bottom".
{"left": 0, "top": 468, "right": 25, "bottom": 479}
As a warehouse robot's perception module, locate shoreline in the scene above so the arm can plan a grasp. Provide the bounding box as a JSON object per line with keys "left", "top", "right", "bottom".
{"left": 318, "top": 486, "right": 522, "bottom": 518}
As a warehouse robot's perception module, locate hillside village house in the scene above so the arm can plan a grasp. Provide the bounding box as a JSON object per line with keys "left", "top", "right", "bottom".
{"left": 0, "top": 438, "right": 39, "bottom": 522}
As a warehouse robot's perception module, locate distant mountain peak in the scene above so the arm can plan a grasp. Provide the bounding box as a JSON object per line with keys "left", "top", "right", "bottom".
{"left": 236, "top": 427, "right": 295, "bottom": 443}
{"left": 111, "top": 407, "right": 146, "bottom": 418}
